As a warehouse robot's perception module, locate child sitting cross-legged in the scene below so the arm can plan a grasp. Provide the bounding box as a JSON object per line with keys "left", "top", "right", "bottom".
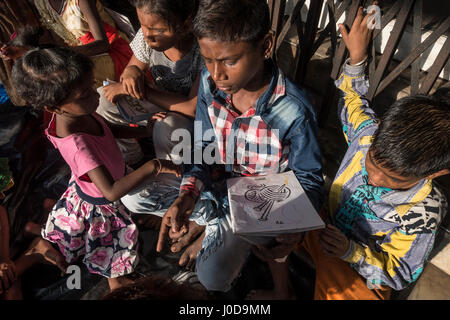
{"left": 11, "top": 47, "right": 180, "bottom": 292}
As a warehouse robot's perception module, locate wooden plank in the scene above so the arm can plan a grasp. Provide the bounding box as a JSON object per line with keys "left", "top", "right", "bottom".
{"left": 319, "top": 0, "right": 361, "bottom": 127}
{"left": 411, "top": 0, "right": 422, "bottom": 95}
{"left": 418, "top": 35, "right": 450, "bottom": 95}
{"left": 367, "top": 0, "right": 414, "bottom": 100}
{"left": 311, "top": 0, "right": 336, "bottom": 57}
{"left": 375, "top": 17, "right": 450, "bottom": 95}
{"left": 330, "top": 0, "right": 361, "bottom": 79}
{"left": 275, "top": 0, "right": 306, "bottom": 53}
{"left": 268, "top": 0, "right": 275, "bottom": 22}
{"left": 271, "top": 0, "right": 286, "bottom": 44}
{"left": 295, "top": 0, "right": 324, "bottom": 83}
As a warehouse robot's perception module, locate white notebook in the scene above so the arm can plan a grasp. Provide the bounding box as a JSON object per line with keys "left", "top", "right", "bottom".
{"left": 227, "top": 171, "right": 325, "bottom": 237}
{"left": 115, "top": 94, "right": 165, "bottom": 125}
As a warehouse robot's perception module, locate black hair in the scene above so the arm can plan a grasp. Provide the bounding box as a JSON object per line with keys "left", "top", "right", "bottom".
{"left": 10, "top": 25, "right": 44, "bottom": 47}
{"left": 11, "top": 47, "right": 93, "bottom": 110}
{"left": 102, "top": 274, "right": 210, "bottom": 300}
{"left": 192, "top": 0, "right": 270, "bottom": 44}
{"left": 371, "top": 95, "right": 450, "bottom": 178}
{"left": 129, "top": 0, "right": 198, "bottom": 31}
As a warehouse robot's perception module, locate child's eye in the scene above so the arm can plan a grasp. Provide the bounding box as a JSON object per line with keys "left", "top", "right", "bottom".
{"left": 224, "top": 60, "right": 236, "bottom": 66}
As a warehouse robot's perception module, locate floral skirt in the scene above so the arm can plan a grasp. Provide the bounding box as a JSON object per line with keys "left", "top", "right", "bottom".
{"left": 42, "top": 182, "right": 139, "bottom": 278}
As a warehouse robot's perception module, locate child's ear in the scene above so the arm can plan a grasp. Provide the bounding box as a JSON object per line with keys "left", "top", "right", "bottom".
{"left": 181, "top": 18, "right": 193, "bottom": 34}
{"left": 44, "top": 106, "right": 62, "bottom": 114}
{"left": 262, "top": 33, "right": 274, "bottom": 59}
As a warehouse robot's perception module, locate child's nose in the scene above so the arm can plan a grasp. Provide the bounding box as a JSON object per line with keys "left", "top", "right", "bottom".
{"left": 212, "top": 63, "right": 226, "bottom": 82}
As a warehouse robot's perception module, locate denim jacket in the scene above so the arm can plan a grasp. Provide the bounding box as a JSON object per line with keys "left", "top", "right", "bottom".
{"left": 180, "top": 62, "right": 324, "bottom": 210}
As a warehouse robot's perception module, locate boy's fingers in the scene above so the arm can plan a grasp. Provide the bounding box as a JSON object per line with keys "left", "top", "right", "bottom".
{"left": 319, "top": 238, "right": 336, "bottom": 254}
{"left": 1, "top": 272, "right": 10, "bottom": 290}
{"left": 136, "top": 79, "right": 144, "bottom": 99}
{"left": 353, "top": 6, "right": 365, "bottom": 26}
{"left": 157, "top": 221, "right": 170, "bottom": 252}
{"left": 9, "top": 263, "right": 16, "bottom": 280}
{"left": 320, "top": 232, "right": 341, "bottom": 248}
{"left": 361, "top": 9, "right": 376, "bottom": 29}
{"left": 131, "top": 82, "right": 141, "bottom": 100}
{"left": 338, "top": 24, "right": 349, "bottom": 42}
{"left": 5, "top": 266, "right": 15, "bottom": 283}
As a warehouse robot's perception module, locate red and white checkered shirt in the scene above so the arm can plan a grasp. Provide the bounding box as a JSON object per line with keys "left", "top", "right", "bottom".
{"left": 180, "top": 70, "right": 290, "bottom": 198}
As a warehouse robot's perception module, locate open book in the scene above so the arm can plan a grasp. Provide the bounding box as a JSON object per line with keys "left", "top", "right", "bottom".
{"left": 227, "top": 171, "right": 325, "bottom": 238}
{"left": 115, "top": 94, "right": 165, "bottom": 125}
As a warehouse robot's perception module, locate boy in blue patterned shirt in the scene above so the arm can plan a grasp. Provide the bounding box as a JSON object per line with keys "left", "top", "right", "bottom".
{"left": 298, "top": 6, "right": 449, "bottom": 300}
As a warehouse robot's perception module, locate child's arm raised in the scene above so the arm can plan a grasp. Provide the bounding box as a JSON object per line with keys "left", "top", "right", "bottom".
{"left": 87, "top": 159, "right": 180, "bottom": 203}
{"left": 335, "top": 6, "right": 378, "bottom": 145}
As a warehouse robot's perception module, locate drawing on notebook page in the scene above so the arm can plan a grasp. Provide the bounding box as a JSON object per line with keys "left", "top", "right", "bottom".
{"left": 245, "top": 184, "right": 292, "bottom": 221}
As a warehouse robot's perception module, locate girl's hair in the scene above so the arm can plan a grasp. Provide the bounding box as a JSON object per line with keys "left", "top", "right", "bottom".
{"left": 193, "top": 0, "right": 270, "bottom": 45}
{"left": 10, "top": 25, "right": 44, "bottom": 47}
{"left": 129, "top": 0, "right": 198, "bottom": 31}
{"left": 11, "top": 47, "right": 93, "bottom": 110}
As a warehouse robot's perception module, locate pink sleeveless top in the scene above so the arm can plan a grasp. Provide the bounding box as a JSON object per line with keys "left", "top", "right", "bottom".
{"left": 45, "top": 112, "right": 125, "bottom": 198}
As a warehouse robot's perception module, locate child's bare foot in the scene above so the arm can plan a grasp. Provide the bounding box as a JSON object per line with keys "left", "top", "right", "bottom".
{"left": 178, "top": 231, "right": 205, "bottom": 271}
{"left": 24, "top": 237, "right": 67, "bottom": 273}
{"left": 246, "top": 288, "right": 296, "bottom": 300}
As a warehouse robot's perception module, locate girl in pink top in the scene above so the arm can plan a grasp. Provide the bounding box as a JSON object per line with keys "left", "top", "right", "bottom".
{"left": 11, "top": 47, "right": 180, "bottom": 291}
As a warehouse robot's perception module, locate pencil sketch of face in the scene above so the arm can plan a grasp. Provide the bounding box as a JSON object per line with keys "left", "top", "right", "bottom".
{"left": 245, "top": 184, "right": 291, "bottom": 221}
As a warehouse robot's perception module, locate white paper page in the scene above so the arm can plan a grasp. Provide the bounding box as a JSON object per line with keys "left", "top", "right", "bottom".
{"left": 227, "top": 171, "right": 324, "bottom": 235}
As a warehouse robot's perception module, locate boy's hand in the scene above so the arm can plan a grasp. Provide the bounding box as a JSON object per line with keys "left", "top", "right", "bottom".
{"left": 103, "top": 82, "right": 127, "bottom": 103}
{"left": 158, "top": 159, "right": 182, "bottom": 177}
{"left": 0, "top": 260, "right": 17, "bottom": 294}
{"left": 319, "top": 224, "right": 350, "bottom": 258}
{"left": 338, "top": 5, "right": 376, "bottom": 65}
{"left": 252, "top": 232, "right": 305, "bottom": 263}
{"left": 146, "top": 112, "right": 167, "bottom": 135}
{"left": 120, "top": 65, "right": 146, "bottom": 100}
{"left": 157, "top": 193, "right": 195, "bottom": 252}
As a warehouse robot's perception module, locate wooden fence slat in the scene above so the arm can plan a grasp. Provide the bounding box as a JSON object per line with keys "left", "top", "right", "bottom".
{"left": 275, "top": 0, "right": 306, "bottom": 53}
{"left": 375, "top": 17, "right": 450, "bottom": 95}
{"left": 418, "top": 35, "right": 450, "bottom": 95}
{"left": 411, "top": 0, "right": 422, "bottom": 95}
{"left": 295, "top": 0, "right": 324, "bottom": 83}
{"left": 367, "top": 0, "right": 414, "bottom": 100}
{"left": 270, "top": 0, "right": 286, "bottom": 56}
